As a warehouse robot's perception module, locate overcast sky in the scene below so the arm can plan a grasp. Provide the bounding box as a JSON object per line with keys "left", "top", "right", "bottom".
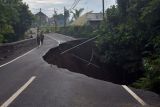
{"left": 23, "top": 0, "right": 117, "bottom": 17}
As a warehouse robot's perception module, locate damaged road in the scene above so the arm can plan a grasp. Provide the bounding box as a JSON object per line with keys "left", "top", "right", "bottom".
{"left": 0, "top": 33, "right": 160, "bottom": 107}
{"left": 43, "top": 38, "right": 135, "bottom": 84}
{"left": 43, "top": 39, "right": 115, "bottom": 84}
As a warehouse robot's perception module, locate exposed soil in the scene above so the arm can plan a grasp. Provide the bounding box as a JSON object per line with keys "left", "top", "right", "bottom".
{"left": 43, "top": 39, "right": 129, "bottom": 84}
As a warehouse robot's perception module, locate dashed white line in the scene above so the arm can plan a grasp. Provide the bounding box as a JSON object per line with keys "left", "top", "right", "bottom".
{"left": 0, "top": 48, "right": 37, "bottom": 68}
{"left": 122, "top": 85, "right": 147, "bottom": 106}
{"left": 0, "top": 76, "right": 36, "bottom": 107}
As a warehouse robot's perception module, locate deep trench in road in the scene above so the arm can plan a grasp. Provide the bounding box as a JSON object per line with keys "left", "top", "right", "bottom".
{"left": 43, "top": 39, "right": 140, "bottom": 85}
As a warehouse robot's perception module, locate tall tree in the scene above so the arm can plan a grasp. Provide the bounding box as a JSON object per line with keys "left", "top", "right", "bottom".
{"left": 13, "top": 3, "right": 34, "bottom": 39}
{"left": 96, "top": 0, "right": 160, "bottom": 93}
{"left": 64, "top": 7, "right": 70, "bottom": 27}
{"left": 0, "top": 0, "right": 34, "bottom": 43}
{"left": 71, "top": 8, "right": 84, "bottom": 20}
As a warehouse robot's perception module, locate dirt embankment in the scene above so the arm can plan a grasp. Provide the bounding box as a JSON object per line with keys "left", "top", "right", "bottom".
{"left": 0, "top": 38, "right": 37, "bottom": 65}
{"left": 43, "top": 39, "right": 131, "bottom": 84}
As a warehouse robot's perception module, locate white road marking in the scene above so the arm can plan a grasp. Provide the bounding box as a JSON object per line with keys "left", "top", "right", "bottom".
{"left": 0, "top": 48, "right": 37, "bottom": 68}
{"left": 0, "top": 34, "right": 65, "bottom": 69}
{"left": 122, "top": 85, "right": 147, "bottom": 106}
{"left": 0, "top": 76, "right": 36, "bottom": 107}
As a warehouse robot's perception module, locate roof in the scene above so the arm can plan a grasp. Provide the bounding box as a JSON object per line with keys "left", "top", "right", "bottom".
{"left": 71, "top": 12, "right": 103, "bottom": 26}
{"left": 86, "top": 13, "right": 103, "bottom": 21}
{"left": 35, "top": 12, "right": 48, "bottom": 18}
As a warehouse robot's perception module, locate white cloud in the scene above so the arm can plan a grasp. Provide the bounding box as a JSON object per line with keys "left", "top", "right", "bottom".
{"left": 23, "top": 0, "right": 66, "bottom": 5}
{"left": 35, "top": 0, "right": 64, "bottom": 4}
{"left": 23, "top": 0, "right": 116, "bottom": 17}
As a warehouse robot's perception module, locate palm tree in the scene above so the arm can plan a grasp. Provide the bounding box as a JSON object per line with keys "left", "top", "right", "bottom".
{"left": 71, "top": 8, "right": 84, "bottom": 20}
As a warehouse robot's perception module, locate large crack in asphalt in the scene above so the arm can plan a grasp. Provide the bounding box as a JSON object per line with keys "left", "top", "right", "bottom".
{"left": 43, "top": 39, "right": 127, "bottom": 84}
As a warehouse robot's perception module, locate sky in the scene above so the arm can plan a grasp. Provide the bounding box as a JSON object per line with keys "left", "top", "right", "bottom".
{"left": 23, "top": 0, "right": 117, "bottom": 17}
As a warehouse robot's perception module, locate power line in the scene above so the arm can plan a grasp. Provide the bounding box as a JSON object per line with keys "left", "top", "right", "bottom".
{"left": 72, "top": 0, "right": 81, "bottom": 9}
{"left": 70, "top": 0, "right": 77, "bottom": 10}
{"left": 70, "top": 0, "right": 78, "bottom": 10}
{"left": 32, "top": 0, "right": 82, "bottom": 16}
{"left": 69, "top": 0, "right": 81, "bottom": 11}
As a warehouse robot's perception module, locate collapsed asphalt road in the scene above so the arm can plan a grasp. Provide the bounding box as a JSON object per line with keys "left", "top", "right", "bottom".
{"left": 0, "top": 33, "right": 160, "bottom": 107}
{"left": 43, "top": 38, "right": 143, "bottom": 85}
{"left": 43, "top": 39, "right": 123, "bottom": 84}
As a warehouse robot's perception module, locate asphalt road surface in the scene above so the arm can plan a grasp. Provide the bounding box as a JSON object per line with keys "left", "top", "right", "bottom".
{"left": 0, "top": 33, "right": 160, "bottom": 107}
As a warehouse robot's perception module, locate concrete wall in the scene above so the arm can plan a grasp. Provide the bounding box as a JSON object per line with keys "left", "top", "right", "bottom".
{"left": 0, "top": 38, "right": 37, "bottom": 64}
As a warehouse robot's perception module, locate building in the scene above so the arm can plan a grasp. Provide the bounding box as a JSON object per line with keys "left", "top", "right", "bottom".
{"left": 48, "top": 14, "right": 70, "bottom": 27}
{"left": 34, "top": 9, "right": 49, "bottom": 27}
{"left": 48, "top": 17, "right": 55, "bottom": 26}
{"left": 71, "top": 12, "right": 103, "bottom": 26}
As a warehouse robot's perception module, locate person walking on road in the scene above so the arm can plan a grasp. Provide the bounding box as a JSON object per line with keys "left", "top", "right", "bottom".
{"left": 36, "top": 30, "right": 41, "bottom": 46}
{"left": 40, "top": 31, "right": 44, "bottom": 45}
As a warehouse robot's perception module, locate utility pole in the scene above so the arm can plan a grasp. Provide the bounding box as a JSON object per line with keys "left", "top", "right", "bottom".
{"left": 102, "top": 0, "right": 105, "bottom": 20}
{"left": 54, "top": 8, "right": 57, "bottom": 31}
{"left": 39, "top": 8, "right": 42, "bottom": 27}
{"left": 64, "top": 7, "right": 66, "bottom": 27}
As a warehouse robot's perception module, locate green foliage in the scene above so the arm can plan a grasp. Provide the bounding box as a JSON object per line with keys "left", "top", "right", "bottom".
{"left": 133, "top": 56, "right": 160, "bottom": 93}
{"left": 0, "top": 0, "right": 34, "bottom": 43}
{"left": 0, "top": 34, "right": 4, "bottom": 43}
{"left": 95, "top": 0, "right": 160, "bottom": 93}
{"left": 71, "top": 8, "right": 84, "bottom": 21}
{"left": 56, "top": 25, "right": 98, "bottom": 38}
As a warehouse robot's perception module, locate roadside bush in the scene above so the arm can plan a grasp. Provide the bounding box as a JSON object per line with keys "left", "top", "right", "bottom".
{"left": 0, "top": 0, "right": 34, "bottom": 43}
{"left": 133, "top": 56, "right": 160, "bottom": 94}
{"left": 56, "top": 25, "right": 99, "bottom": 38}
{"left": 0, "top": 34, "right": 4, "bottom": 43}
{"left": 95, "top": 0, "right": 160, "bottom": 93}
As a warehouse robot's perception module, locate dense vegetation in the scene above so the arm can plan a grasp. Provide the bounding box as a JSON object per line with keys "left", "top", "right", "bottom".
{"left": 97, "top": 0, "right": 160, "bottom": 94}
{"left": 56, "top": 26, "right": 98, "bottom": 38}
{"left": 0, "top": 0, "right": 34, "bottom": 43}
{"left": 71, "top": 8, "right": 84, "bottom": 21}
{"left": 57, "top": 0, "right": 160, "bottom": 93}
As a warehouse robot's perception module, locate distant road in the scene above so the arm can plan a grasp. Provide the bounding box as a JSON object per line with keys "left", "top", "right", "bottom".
{"left": 0, "top": 33, "right": 160, "bottom": 107}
